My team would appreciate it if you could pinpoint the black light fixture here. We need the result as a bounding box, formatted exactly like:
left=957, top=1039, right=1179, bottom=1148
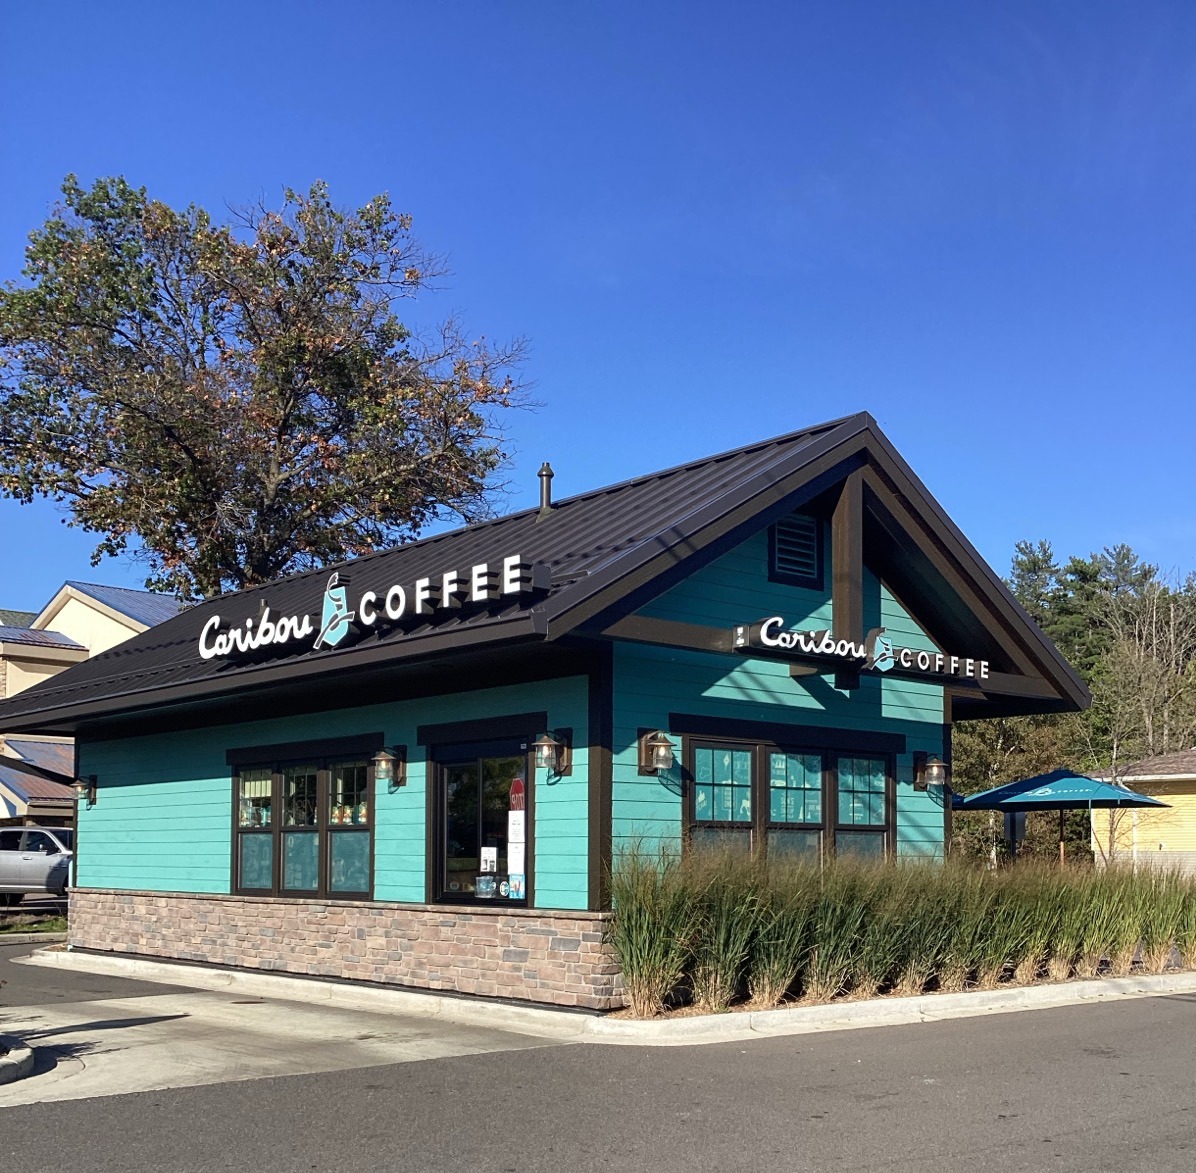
left=914, top=753, right=949, bottom=792
left=372, top=747, right=406, bottom=792
left=72, top=775, right=97, bottom=808
left=638, top=730, right=676, bottom=775
left=533, top=730, right=572, bottom=777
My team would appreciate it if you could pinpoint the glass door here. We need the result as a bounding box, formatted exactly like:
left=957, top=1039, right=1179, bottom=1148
left=436, top=742, right=529, bottom=903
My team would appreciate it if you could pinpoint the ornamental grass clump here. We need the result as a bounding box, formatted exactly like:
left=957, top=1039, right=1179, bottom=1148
left=607, top=847, right=694, bottom=1018
left=974, top=877, right=1034, bottom=989
left=806, top=864, right=870, bottom=1002
left=1075, top=870, right=1127, bottom=979
left=939, top=868, right=994, bottom=992
left=891, top=868, right=954, bottom=997
left=1139, top=870, right=1185, bottom=974
left=1105, top=870, right=1147, bottom=977
left=1047, top=871, right=1087, bottom=981
left=747, top=860, right=819, bottom=1007
left=1174, top=875, right=1196, bottom=970
left=686, top=850, right=763, bottom=1013
left=852, top=867, right=913, bottom=999
left=1008, top=866, right=1061, bottom=986
left=610, top=847, right=1196, bottom=1019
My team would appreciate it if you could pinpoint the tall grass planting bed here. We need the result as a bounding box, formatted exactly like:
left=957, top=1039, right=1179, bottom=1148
left=607, top=849, right=1196, bottom=1018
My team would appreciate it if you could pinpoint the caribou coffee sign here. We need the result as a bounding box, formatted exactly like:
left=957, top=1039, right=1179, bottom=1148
left=198, top=554, right=546, bottom=662
left=733, top=616, right=990, bottom=681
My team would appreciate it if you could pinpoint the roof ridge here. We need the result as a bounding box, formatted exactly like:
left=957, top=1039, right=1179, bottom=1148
left=66, top=579, right=162, bottom=595
left=190, top=413, right=871, bottom=603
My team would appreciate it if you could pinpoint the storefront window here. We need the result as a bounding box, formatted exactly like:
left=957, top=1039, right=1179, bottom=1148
left=328, top=761, right=370, bottom=893
left=434, top=742, right=528, bottom=904
left=835, top=755, right=888, bottom=858
left=237, top=767, right=274, bottom=890
left=233, top=749, right=374, bottom=899
left=686, top=740, right=892, bottom=860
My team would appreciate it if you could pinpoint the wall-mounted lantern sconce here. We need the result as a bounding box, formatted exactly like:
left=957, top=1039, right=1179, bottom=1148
left=638, top=730, right=676, bottom=776
left=914, top=753, right=949, bottom=792
left=73, top=775, right=97, bottom=808
left=372, top=747, right=407, bottom=792
left=533, top=729, right=572, bottom=777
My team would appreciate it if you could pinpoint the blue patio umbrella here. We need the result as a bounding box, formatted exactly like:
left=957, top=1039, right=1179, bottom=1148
left=951, top=769, right=1168, bottom=862
left=952, top=770, right=1169, bottom=813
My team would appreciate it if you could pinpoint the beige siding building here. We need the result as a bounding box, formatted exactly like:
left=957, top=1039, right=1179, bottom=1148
left=1, top=583, right=185, bottom=824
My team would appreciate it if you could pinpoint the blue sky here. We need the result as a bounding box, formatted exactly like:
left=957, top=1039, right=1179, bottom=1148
left=2, top=1, right=1193, bottom=611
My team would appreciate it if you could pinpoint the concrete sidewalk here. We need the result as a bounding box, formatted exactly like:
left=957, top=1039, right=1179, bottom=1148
left=0, top=980, right=553, bottom=1106
left=20, top=945, right=1196, bottom=1046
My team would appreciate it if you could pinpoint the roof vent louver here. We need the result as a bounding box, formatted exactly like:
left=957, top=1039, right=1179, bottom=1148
left=771, top=514, right=821, bottom=587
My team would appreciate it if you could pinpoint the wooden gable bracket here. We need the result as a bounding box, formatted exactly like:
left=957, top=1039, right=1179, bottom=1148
left=831, top=468, right=864, bottom=691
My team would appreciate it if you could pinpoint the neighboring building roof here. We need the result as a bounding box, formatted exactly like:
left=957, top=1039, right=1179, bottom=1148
left=62, top=581, right=188, bottom=628
left=4, top=738, right=74, bottom=778
left=0, top=757, right=74, bottom=803
left=0, top=609, right=37, bottom=628
left=0, top=413, right=1091, bottom=734
left=1111, top=749, right=1196, bottom=782
left=0, top=625, right=84, bottom=649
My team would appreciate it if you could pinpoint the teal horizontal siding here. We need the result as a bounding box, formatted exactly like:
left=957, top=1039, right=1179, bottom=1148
left=612, top=529, right=946, bottom=859
left=77, top=674, right=590, bottom=911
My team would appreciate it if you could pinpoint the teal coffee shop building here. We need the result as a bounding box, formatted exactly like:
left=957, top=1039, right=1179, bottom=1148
left=0, top=414, right=1088, bottom=1009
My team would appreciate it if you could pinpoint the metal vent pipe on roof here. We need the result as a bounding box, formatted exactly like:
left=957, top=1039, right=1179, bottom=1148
left=538, top=462, right=554, bottom=515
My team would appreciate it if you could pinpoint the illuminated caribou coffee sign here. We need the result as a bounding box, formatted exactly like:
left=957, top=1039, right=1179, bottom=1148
left=198, top=554, right=547, bottom=662
left=733, top=616, right=990, bottom=681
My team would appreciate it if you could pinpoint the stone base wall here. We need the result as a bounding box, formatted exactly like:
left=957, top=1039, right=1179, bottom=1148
left=69, top=889, right=623, bottom=1010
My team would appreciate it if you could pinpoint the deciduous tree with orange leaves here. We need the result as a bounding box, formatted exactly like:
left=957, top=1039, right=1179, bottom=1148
left=0, top=176, right=526, bottom=599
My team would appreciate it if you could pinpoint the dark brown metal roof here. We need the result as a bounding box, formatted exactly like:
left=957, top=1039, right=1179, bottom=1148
left=0, top=412, right=1089, bottom=733
left=0, top=626, right=84, bottom=649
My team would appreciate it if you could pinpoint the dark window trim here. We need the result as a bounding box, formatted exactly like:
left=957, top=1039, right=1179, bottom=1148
left=670, top=713, right=905, bottom=755
left=682, top=732, right=897, bottom=861
left=227, top=732, right=384, bottom=768
left=231, top=740, right=382, bottom=901
left=416, top=712, right=547, bottom=747
left=768, top=514, right=824, bottom=591
left=427, top=737, right=535, bottom=908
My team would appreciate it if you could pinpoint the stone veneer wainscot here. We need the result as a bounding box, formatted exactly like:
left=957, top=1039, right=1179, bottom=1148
left=69, top=889, right=623, bottom=1010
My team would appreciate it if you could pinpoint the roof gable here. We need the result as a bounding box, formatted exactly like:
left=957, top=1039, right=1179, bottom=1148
left=0, top=413, right=1087, bottom=733
left=33, top=581, right=187, bottom=634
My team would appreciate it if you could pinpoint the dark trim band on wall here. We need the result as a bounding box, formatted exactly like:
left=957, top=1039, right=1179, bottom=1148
left=416, top=712, right=548, bottom=747
left=226, top=732, right=385, bottom=768
left=668, top=713, right=906, bottom=755
left=587, top=644, right=614, bottom=912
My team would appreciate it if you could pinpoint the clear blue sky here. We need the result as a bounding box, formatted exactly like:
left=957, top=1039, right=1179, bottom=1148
left=2, top=1, right=1193, bottom=611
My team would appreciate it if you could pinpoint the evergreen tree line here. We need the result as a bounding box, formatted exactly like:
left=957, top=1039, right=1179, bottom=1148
left=952, top=540, right=1196, bottom=861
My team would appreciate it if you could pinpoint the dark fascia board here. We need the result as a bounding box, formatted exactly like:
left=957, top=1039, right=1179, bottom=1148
left=669, top=712, right=906, bottom=754
left=0, top=612, right=545, bottom=736
left=857, top=426, right=1090, bottom=711
left=554, top=412, right=1086, bottom=715
left=547, top=417, right=875, bottom=635
left=226, top=732, right=385, bottom=767
left=416, top=712, right=548, bottom=747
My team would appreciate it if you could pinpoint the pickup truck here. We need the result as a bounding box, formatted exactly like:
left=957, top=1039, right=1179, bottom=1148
left=0, top=826, right=72, bottom=904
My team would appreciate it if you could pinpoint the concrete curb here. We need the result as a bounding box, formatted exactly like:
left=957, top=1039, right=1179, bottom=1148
left=15, top=948, right=1196, bottom=1046
left=0, top=1036, right=35, bottom=1086
left=15, top=949, right=595, bottom=1040
left=0, top=932, right=68, bottom=946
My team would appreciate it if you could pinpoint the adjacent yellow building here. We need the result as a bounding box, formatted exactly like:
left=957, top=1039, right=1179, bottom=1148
left=1090, top=749, right=1196, bottom=872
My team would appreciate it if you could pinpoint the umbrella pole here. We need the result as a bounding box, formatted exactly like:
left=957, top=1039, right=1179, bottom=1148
left=1059, top=808, right=1065, bottom=865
